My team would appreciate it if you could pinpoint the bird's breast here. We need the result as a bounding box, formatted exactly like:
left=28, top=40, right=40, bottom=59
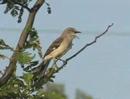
left=50, top=39, right=72, bottom=58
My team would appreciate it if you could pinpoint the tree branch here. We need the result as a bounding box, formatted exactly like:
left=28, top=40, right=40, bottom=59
left=57, top=23, right=114, bottom=70
left=0, top=0, right=45, bottom=87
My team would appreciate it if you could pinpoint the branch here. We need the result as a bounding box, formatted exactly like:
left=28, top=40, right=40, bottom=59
left=0, top=0, right=45, bottom=87
left=57, top=23, right=114, bottom=70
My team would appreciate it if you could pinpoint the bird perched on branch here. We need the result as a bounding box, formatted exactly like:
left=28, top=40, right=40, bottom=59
left=33, top=27, right=81, bottom=77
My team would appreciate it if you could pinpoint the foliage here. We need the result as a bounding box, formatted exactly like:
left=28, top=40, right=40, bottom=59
left=0, top=0, right=51, bottom=23
left=0, top=73, right=92, bottom=99
left=0, top=39, right=13, bottom=60
left=0, top=0, right=32, bottom=23
left=25, top=28, right=43, bottom=58
left=0, top=27, right=58, bottom=87
left=75, top=89, right=93, bottom=99
left=0, top=73, right=68, bottom=99
left=0, top=27, right=63, bottom=98
left=0, top=39, right=13, bottom=50
left=17, top=51, right=34, bottom=64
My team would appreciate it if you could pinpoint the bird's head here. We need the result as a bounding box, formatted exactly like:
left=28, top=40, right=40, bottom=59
left=63, top=27, right=81, bottom=38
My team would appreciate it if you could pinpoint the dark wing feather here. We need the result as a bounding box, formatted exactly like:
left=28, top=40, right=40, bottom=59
left=43, top=36, right=64, bottom=57
left=32, top=37, right=63, bottom=77
left=33, top=37, right=64, bottom=78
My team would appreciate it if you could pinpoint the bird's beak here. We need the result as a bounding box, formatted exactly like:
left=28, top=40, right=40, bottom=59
left=75, top=30, right=81, bottom=39
left=72, top=33, right=80, bottom=39
left=75, top=30, right=81, bottom=33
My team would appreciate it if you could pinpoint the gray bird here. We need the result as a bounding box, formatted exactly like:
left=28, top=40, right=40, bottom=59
left=33, top=27, right=81, bottom=77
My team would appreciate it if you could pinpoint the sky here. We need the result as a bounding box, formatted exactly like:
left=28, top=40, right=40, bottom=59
left=0, top=0, right=130, bottom=99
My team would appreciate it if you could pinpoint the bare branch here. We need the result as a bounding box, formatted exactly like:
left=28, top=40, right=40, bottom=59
left=0, top=0, right=45, bottom=87
left=57, top=23, right=114, bottom=70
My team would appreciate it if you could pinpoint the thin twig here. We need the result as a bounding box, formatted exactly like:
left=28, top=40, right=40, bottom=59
left=58, top=23, right=114, bottom=70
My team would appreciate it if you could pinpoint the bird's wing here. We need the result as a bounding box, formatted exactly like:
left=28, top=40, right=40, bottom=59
left=44, top=36, right=64, bottom=57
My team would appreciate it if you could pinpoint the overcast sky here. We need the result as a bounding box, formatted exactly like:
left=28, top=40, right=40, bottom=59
left=0, top=0, right=130, bottom=99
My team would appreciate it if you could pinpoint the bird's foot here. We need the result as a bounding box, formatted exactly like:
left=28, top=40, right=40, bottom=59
left=57, top=58, right=67, bottom=65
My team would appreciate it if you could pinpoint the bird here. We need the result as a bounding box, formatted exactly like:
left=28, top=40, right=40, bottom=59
left=33, top=27, right=81, bottom=77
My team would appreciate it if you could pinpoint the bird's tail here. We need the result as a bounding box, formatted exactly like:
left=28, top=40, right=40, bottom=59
left=31, top=60, right=51, bottom=88
left=32, top=60, right=50, bottom=77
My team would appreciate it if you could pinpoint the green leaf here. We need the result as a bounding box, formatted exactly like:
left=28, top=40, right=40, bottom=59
left=25, top=28, right=43, bottom=57
left=36, top=89, right=45, bottom=96
left=10, top=8, right=18, bottom=17
left=23, top=73, right=33, bottom=85
left=17, top=51, right=33, bottom=64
